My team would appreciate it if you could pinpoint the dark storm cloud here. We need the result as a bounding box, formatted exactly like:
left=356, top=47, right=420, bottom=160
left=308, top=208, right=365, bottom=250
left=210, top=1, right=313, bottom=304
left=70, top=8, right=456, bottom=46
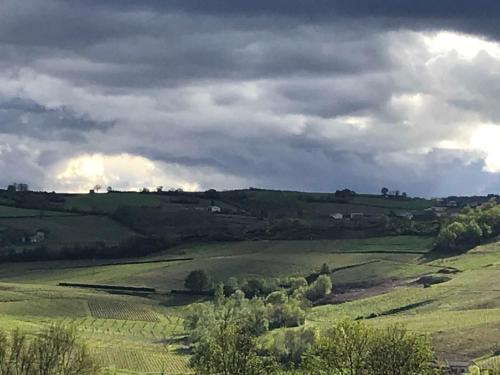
left=2, top=0, right=500, bottom=194
left=0, top=97, right=113, bottom=142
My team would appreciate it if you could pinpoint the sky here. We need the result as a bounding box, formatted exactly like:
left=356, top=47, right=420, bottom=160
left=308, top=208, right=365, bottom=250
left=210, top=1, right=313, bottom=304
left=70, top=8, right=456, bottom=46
left=2, top=1, right=500, bottom=196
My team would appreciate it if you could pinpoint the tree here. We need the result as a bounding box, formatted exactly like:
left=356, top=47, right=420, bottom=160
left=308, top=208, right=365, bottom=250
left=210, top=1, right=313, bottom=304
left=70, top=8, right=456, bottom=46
left=185, top=270, right=210, bottom=292
left=106, top=186, right=113, bottom=193
left=303, top=322, right=437, bottom=375
left=190, top=311, right=276, bottom=375
left=319, top=263, right=331, bottom=275
left=267, top=327, right=316, bottom=369
left=366, top=325, right=435, bottom=375
left=186, top=290, right=275, bottom=374
left=381, top=187, right=389, bottom=196
left=156, top=186, right=163, bottom=193
left=303, top=320, right=372, bottom=375
left=304, top=275, right=332, bottom=302
left=0, top=325, right=100, bottom=375
left=93, top=184, right=101, bottom=193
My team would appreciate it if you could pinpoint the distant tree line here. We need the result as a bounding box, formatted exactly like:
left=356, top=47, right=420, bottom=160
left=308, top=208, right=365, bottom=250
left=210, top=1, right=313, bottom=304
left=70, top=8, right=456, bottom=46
left=0, top=236, right=170, bottom=262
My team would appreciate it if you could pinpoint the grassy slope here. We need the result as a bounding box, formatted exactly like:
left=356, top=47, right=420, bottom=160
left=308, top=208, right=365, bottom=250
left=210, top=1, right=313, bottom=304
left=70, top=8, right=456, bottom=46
left=63, top=192, right=164, bottom=213
left=0, top=215, right=136, bottom=249
left=0, top=236, right=434, bottom=290
left=0, top=205, right=75, bottom=217
left=310, top=241, right=500, bottom=362
left=0, top=236, right=435, bottom=374
left=7, top=235, right=500, bottom=370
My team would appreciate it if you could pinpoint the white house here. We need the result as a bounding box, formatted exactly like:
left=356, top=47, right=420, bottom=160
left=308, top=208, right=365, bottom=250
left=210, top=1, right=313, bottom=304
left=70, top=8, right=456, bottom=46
left=395, top=211, right=413, bottom=220
left=210, top=206, right=221, bottom=213
left=22, top=230, right=46, bottom=244
left=446, top=200, right=458, bottom=207
left=330, top=213, right=343, bottom=220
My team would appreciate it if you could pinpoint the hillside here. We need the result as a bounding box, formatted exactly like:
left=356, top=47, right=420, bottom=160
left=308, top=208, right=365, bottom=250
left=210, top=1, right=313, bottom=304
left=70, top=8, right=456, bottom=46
left=0, top=188, right=498, bottom=373
left=0, top=188, right=441, bottom=261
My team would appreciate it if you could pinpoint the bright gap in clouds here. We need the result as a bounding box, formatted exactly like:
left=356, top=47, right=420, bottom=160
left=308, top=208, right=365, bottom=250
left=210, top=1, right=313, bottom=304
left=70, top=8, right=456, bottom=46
left=53, top=153, right=200, bottom=193
left=470, top=125, right=500, bottom=173
left=423, top=31, right=500, bottom=60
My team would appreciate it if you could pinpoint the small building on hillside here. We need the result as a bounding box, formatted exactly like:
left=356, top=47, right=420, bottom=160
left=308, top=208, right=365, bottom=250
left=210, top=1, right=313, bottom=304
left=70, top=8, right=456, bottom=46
left=330, top=213, right=343, bottom=220
left=89, top=189, right=95, bottom=194
left=446, top=200, right=458, bottom=207
left=350, top=212, right=364, bottom=219
left=22, top=230, right=46, bottom=244
left=209, top=205, right=221, bottom=213
left=395, top=211, right=414, bottom=220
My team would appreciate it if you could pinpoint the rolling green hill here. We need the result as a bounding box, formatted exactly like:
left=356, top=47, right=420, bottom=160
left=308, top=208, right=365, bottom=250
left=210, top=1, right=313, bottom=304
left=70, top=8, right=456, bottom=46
left=1, top=187, right=495, bottom=373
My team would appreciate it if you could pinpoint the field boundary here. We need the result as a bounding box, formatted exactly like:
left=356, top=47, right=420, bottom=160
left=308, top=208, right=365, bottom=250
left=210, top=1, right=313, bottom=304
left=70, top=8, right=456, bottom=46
left=59, top=282, right=156, bottom=293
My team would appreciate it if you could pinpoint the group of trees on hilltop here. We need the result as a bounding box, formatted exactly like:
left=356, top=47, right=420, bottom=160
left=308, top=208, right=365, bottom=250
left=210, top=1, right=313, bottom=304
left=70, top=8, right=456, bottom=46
left=436, top=198, right=500, bottom=252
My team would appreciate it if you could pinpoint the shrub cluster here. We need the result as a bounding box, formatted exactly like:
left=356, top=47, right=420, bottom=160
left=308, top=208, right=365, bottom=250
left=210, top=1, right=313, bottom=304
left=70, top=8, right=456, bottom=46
left=0, top=325, right=100, bottom=375
left=436, top=198, right=500, bottom=252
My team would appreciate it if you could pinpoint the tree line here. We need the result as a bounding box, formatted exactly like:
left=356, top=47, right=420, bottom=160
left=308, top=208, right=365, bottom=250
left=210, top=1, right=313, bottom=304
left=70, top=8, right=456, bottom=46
left=436, top=198, right=500, bottom=252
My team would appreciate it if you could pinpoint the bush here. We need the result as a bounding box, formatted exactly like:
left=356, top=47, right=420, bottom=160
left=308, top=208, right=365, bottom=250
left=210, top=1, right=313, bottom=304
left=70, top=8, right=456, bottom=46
left=436, top=198, right=500, bottom=252
left=185, top=270, right=210, bottom=292
left=266, top=327, right=316, bottom=369
left=303, top=321, right=436, bottom=375
left=266, top=291, right=305, bottom=329
left=303, top=274, right=332, bottom=302
left=0, top=325, right=100, bottom=375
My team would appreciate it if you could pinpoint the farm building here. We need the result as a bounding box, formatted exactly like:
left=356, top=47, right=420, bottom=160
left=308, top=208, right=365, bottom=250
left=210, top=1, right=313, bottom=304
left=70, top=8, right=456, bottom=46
left=350, top=212, right=364, bottom=219
left=395, top=211, right=413, bottom=220
left=209, top=205, right=221, bottom=213
left=329, top=213, right=343, bottom=220
left=22, top=230, right=46, bottom=244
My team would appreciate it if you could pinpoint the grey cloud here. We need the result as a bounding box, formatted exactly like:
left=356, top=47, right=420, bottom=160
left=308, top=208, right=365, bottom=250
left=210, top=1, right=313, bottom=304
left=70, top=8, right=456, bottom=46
left=2, top=1, right=500, bottom=195
left=0, top=97, right=114, bottom=142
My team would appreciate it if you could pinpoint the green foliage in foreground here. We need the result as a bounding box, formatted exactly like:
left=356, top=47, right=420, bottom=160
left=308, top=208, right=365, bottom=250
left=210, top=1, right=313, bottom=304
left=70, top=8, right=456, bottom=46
left=0, top=325, right=100, bottom=375
left=304, top=321, right=437, bottom=375
left=437, top=199, right=500, bottom=252
left=186, top=289, right=438, bottom=375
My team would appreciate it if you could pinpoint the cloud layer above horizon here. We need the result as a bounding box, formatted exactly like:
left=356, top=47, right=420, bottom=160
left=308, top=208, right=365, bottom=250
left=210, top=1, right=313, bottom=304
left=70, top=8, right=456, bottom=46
left=2, top=0, right=500, bottom=196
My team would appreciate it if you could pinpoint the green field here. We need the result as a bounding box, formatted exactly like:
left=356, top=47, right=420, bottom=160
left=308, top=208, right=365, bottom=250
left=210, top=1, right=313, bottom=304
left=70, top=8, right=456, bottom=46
left=0, top=235, right=445, bottom=374
left=0, top=205, right=75, bottom=218
left=0, top=189, right=491, bottom=373
left=63, top=192, right=165, bottom=213
left=0, top=215, right=136, bottom=250
left=0, top=236, right=434, bottom=290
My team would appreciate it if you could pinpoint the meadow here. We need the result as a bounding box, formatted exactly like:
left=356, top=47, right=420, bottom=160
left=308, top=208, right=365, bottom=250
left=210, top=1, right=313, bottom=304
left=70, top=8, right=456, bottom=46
left=0, top=189, right=490, bottom=373
left=0, top=235, right=448, bottom=374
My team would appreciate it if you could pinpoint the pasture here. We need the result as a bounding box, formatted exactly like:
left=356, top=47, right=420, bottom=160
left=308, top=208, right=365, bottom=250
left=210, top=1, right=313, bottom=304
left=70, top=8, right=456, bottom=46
left=0, top=235, right=437, bottom=373
left=3, top=234, right=500, bottom=372
left=0, top=214, right=136, bottom=249
left=0, top=236, right=435, bottom=290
